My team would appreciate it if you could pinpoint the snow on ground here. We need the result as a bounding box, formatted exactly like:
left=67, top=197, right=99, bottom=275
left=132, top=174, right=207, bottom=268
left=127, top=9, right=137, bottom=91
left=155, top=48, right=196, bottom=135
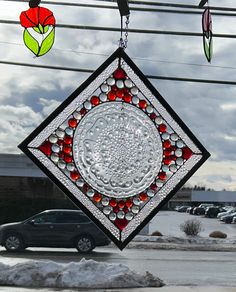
left=0, top=259, right=164, bottom=288
left=149, top=211, right=236, bottom=239
left=135, top=235, right=236, bottom=245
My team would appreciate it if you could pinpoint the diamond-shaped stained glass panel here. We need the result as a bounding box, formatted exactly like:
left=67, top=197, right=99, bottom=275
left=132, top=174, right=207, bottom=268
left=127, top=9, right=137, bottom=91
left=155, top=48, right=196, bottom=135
left=19, top=48, right=210, bottom=249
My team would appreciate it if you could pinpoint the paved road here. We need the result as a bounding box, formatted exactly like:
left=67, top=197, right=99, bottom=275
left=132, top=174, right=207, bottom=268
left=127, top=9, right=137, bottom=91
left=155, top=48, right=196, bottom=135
left=0, top=246, right=236, bottom=287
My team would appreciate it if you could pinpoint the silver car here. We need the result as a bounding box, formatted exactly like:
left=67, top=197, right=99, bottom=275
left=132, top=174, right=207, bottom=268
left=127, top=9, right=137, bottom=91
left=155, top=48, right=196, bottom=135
left=217, top=207, right=236, bottom=220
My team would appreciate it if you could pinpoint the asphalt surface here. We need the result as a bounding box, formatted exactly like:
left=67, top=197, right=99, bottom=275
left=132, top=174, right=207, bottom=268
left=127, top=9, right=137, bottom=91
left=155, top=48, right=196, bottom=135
left=0, top=246, right=236, bottom=287
left=0, top=287, right=236, bottom=292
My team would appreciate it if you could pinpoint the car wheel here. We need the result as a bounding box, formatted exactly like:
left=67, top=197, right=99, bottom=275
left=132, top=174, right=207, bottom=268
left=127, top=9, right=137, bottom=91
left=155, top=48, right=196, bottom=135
left=4, top=233, right=25, bottom=251
left=75, top=235, right=94, bottom=253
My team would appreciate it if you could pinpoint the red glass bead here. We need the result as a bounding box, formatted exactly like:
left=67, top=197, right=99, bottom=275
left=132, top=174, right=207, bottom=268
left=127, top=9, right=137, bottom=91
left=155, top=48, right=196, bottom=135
left=70, top=171, right=80, bottom=180
left=91, top=95, right=100, bottom=106
left=118, top=200, right=125, bottom=209
left=164, top=157, right=172, bottom=165
left=150, top=113, right=157, bottom=120
left=93, top=193, right=102, bottom=203
left=113, top=206, right=120, bottom=213
left=80, top=108, right=87, bottom=115
left=114, top=218, right=128, bottom=230
left=63, top=145, right=71, bottom=154
left=150, top=184, right=157, bottom=191
left=64, top=136, right=72, bottom=145
left=163, top=140, right=171, bottom=148
left=111, top=85, right=118, bottom=91
left=139, top=100, right=147, bottom=109
left=159, top=171, right=167, bottom=180
left=116, top=89, right=124, bottom=98
left=139, top=193, right=148, bottom=201
left=83, top=184, right=89, bottom=193
left=125, top=199, right=133, bottom=208
left=113, top=68, right=126, bottom=80
left=123, top=206, right=129, bottom=213
left=64, top=154, right=72, bottom=163
left=170, top=155, right=177, bottom=161
left=123, top=94, right=132, bottom=103
left=68, top=118, right=77, bottom=128
left=57, top=139, right=64, bottom=146
left=123, top=88, right=129, bottom=94
left=110, top=199, right=117, bottom=207
left=59, top=152, right=65, bottom=159
left=182, top=147, right=193, bottom=160
left=159, top=124, right=167, bottom=133
left=164, top=149, right=172, bottom=156
left=39, top=141, right=52, bottom=156
left=108, top=91, right=116, bottom=101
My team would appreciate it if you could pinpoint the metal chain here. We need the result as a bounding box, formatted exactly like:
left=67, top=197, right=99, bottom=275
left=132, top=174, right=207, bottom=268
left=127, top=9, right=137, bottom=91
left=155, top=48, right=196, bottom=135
left=119, top=15, right=130, bottom=49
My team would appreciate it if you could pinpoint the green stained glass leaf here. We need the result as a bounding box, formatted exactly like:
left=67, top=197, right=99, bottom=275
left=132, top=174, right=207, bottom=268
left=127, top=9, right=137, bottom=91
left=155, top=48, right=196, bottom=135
left=38, top=28, right=55, bottom=57
left=204, top=37, right=213, bottom=62
left=39, top=24, right=44, bottom=34
left=33, top=27, right=41, bottom=34
left=23, top=29, right=39, bottom=56
left=43, top=25, right=49, bottom=33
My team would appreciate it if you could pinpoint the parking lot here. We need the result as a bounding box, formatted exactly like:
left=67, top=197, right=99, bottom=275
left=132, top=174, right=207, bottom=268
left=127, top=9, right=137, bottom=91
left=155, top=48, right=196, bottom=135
left=149, top=211, right=236, bottom=239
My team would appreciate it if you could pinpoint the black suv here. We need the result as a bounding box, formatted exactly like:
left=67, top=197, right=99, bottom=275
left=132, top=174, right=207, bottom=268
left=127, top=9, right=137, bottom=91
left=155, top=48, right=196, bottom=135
left=0, top=210, right=110, bottom=253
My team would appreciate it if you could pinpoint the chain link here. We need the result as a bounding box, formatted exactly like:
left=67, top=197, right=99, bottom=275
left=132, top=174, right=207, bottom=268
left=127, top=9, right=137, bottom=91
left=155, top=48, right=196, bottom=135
left=119, top=15, right=130, bottom=49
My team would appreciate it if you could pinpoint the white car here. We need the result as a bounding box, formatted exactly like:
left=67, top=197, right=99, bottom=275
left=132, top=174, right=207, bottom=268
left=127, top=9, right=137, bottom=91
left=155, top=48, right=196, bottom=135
left=217, top=207, right=236, bottom=220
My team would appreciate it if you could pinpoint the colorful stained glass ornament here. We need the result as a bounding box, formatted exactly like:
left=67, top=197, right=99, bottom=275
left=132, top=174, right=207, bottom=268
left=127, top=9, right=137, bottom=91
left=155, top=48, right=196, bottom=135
left=19, top=48, right=210, bottom=249
left=202, top=5, right=213, bottom=62
left=19, top=0, right=55, bottom=57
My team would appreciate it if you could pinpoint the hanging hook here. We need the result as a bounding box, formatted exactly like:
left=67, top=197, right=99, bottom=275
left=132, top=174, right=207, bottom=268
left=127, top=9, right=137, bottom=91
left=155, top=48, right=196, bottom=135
left=29, top=0, right=41, bottom=8
left=117, top=0, right=130, bottom=51
left=117, top=0, right=130, bottom=17
left=198, top=0, right=208, bottom=8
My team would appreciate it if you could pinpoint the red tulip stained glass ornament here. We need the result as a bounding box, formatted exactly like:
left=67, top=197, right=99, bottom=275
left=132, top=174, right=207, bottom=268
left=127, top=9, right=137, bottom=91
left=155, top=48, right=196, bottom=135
left=19, top=47, right=210, bottom=249
left=202, top=3, right=213, bottom=62
left=20, top=0, right=55, bottom=57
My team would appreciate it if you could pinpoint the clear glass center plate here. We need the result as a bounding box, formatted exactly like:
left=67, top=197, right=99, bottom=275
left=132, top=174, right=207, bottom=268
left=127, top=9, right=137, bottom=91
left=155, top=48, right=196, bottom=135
left=73, top=102, right=163, bottom=198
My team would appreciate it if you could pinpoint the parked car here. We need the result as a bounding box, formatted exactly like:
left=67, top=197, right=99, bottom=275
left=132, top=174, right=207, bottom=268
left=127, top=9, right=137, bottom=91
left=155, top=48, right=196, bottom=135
left=176, top=206, right=189, bottom=213
left=221, top=212, right=236, bottom=224
left=232, top=216, right=236, bottom=224
left=187, top=206, right=195, bottom=214
left=205, top=207, right=226, bottom=218
left=198, top=203, right=214, bottom=209
left=217, top=207, right=236, bottom=220
left=0, top=209, right=110, bottom=252
left=193, top=206, right=206, bottom=215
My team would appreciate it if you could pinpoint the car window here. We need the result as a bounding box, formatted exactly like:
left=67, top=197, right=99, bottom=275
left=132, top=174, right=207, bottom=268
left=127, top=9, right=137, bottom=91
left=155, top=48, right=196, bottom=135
left=56, top=213, right=90, bottom=223
left=33, top=214, right=57, bottom=224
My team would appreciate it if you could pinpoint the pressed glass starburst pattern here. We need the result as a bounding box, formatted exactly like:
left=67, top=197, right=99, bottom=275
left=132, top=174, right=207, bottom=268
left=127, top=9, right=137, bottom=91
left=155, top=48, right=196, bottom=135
left=19, top=48, right=210, bottom=249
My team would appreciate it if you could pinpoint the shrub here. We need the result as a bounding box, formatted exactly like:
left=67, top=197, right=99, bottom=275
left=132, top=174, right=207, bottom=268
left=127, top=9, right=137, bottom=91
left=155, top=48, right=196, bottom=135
left=180, top=219, right=202, bottom=236
left=151, top=231, right=163, bottom=236
left=209, top=231, right=227, bottom=239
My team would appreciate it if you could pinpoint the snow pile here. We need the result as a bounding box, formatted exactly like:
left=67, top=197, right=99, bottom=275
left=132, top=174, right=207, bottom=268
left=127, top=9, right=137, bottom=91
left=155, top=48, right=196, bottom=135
left=135, top=235, right=236, bottom=245
left=0, top=259, right=164, bottom=288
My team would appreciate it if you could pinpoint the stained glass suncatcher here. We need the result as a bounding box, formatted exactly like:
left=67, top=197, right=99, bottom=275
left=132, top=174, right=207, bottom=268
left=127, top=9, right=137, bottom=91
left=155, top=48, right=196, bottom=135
left=202, top=6, right=213, bottom=63
left=19, top=48, right=210, bottom=249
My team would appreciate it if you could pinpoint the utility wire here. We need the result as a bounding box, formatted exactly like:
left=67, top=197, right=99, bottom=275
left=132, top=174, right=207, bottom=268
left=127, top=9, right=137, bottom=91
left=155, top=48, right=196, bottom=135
left=2, top=0, right=236, bottom=16
left=0, top=60, right=236, bottom=85
left=2, top=40, right=236, bottom=71
left=97, top=0, right=236, bottom=12
left=0, top=20, right=236, bottom=39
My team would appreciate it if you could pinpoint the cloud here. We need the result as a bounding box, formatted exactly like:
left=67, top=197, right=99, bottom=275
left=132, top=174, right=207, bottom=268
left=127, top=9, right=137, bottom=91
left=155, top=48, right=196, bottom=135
left=0, top=104, right=43, bottom=153
left=220, top=103, right=236, bottom=111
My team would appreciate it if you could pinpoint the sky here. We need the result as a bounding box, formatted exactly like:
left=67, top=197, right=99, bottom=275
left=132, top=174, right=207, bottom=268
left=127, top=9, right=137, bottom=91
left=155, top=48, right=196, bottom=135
left=0, top=0, right=236, bottom=191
